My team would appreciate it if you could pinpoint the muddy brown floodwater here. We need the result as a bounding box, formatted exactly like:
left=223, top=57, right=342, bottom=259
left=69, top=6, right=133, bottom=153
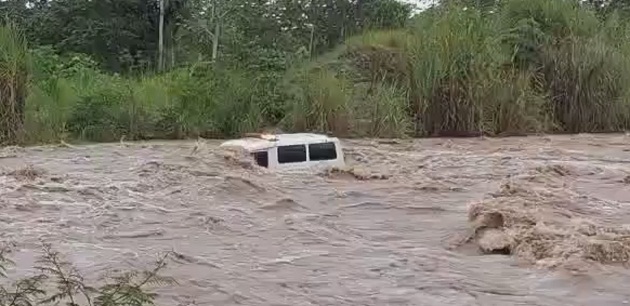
left=1, top=134, right=630, bottom=305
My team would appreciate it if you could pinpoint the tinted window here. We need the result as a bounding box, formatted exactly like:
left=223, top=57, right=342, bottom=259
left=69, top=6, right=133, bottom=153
left=252, top=151, right=268, bottom=168
left=309, top=142, right=337, bottom=161
left=277, top=145, right=307, bottom=164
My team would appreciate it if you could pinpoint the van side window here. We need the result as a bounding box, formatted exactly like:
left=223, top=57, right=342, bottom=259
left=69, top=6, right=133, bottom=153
left=277, top=145, right=307, bottom=164
left=309, top=142, right=337, bottom=161
left=252, top=151, right=268, bottom=168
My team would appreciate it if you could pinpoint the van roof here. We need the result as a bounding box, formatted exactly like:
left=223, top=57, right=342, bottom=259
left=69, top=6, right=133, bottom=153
left=220, top=133, right=338, bottom=152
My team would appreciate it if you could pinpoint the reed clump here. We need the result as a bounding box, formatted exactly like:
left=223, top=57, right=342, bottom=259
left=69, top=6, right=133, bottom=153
left=0, top=22, right=29, bottom=145
left=284, top=0, right=630, bottom=137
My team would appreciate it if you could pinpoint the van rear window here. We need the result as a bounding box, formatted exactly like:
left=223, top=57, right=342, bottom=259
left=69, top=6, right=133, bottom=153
left=278, top=145, right=307, bottom=164
left=308, top=142, right=337, bottom=161
left=252, top=151, right=268, bottom=168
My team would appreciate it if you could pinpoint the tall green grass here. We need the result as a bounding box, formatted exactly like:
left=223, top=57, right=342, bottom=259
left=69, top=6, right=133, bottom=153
left=23, top=59, right=269, bottom=143
left=285, top=0, right=630, bottom=137
left=0, top=22, right=29, bottom=144
left=284, top=67, right=352, bottom=136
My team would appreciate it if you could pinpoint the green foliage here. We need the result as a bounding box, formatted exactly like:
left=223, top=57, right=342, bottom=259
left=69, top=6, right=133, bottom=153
left=284, top=0, right=630, bottom=137
left=362, top=0, right=414, bottom=30
left=285, top=67, right=353, bottom=135
left=0, top=243, right=175, bottom=306
left=6, top=0, right=630, bottom=142
left=23, top=57, right=273, bottom=142
left=0, top=0, right=418, bottom=143
left=161, top=65, right=264, bottom=138
left=359, top=82, right=412, bottom=138
left=541, top=35, right=630, bottom=132
left=0, top=0, right=413, bottom=73
left=0, top=21, right=29, bottom=145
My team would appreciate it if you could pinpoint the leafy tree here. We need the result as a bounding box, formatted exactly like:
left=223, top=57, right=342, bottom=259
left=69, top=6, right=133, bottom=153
left=1, top=0, right=412, bottom=73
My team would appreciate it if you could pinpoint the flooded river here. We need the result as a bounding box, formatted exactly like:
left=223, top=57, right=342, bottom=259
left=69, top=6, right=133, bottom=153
left=0, top=134, right=629, bottom=305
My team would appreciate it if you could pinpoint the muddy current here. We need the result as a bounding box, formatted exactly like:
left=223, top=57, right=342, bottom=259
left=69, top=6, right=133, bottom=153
left=1, top=134, right=630, bottom=305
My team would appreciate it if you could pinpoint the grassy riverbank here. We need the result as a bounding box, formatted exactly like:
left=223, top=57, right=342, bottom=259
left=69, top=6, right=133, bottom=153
left=2, top=0, right=630, bottom=145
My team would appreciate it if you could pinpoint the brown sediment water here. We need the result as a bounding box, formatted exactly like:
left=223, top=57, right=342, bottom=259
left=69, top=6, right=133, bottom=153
left=0, top=134, right=629, bottom=305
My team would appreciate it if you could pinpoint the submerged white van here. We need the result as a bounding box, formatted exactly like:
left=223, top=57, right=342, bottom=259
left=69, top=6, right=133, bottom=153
left=220, top=133, right=345, bottom=171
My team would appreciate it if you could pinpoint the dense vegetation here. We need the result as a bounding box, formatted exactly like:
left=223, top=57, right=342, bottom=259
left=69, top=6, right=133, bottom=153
left=0, top=0, right=629, bottom=144
left=288, top=0, right=630, bottom=137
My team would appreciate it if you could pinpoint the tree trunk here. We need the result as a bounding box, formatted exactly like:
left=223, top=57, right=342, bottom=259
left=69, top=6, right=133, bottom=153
left=309, top=25, right=315, bottom=58
left=158, top=0, right=165, bottom=71
left=209, top=2, right=222, bottom=63
left=211, top=18, right=220, bottom=62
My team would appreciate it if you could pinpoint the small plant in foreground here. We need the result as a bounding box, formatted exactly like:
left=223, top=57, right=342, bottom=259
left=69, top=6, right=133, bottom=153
left=0, top=243, right=176, bottom=306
